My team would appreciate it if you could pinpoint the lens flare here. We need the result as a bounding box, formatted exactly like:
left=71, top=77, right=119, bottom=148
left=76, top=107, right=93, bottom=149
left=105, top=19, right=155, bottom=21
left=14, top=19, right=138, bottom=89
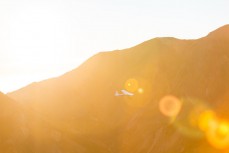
left=198, top=110, right=217, bottom=132
left=217, top=122, right=229, bottom=138
left=124, top=78, right=139, bottom=92
left=206, top=121, right=229, bottom=149
left=159, top=95, right=182, bottom=118
left=187, top=101, right=209, bottom=126
left=123, top=78, right=152, bottom=108
left=138, top=88, right=144, bottom=94
left=198, top=111, right=229, bottom=149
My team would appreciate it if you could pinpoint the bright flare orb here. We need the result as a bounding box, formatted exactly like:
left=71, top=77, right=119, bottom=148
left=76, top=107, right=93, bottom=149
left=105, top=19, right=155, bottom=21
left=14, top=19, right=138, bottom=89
left=198, top=110, right=217, bottom=132
left=198, top=111, right=229, bottom=149
left=124, top=78, right=139, bottom=92
left=159, top=95, right=182, bottom=118
left=206, top=121, right=229, bottom=149
left=216, top=122, right=229, bottom=138
left=137, top=88, right=144, bottom=94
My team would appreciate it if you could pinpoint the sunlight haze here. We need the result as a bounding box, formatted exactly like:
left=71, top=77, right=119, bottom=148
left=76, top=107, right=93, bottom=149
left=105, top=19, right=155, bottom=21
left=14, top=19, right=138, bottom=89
left=0, top=0, right=229, bottom=93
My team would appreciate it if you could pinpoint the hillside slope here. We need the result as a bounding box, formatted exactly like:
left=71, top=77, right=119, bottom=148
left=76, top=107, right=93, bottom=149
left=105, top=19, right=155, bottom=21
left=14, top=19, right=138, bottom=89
left=8, top=25, right=229, bottom=153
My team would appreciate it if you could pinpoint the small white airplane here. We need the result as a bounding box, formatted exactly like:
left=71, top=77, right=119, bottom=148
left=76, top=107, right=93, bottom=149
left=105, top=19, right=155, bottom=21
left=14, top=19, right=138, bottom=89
left=115, top=90, right=134, bottom=96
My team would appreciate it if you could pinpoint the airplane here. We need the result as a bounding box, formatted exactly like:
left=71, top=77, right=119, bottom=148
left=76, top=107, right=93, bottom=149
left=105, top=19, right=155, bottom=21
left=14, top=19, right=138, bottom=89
left=115, top=89, right=134, bottom=96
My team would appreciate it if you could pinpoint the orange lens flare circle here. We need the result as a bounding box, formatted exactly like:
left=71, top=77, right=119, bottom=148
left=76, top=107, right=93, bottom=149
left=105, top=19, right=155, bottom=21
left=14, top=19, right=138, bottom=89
left=124, top=78, right=139, bottom=92
left=159, top=95, right=182, bottom=117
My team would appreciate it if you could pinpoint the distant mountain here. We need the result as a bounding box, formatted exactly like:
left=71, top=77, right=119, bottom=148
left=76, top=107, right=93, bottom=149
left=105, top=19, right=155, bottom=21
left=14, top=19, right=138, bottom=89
left=0, top=92, right=29, bottom=152
left=0, top=92, right=63, bottom=153
left=1, top=92, right=100, bottom=153
left=8, top=25, right=229, bottom=153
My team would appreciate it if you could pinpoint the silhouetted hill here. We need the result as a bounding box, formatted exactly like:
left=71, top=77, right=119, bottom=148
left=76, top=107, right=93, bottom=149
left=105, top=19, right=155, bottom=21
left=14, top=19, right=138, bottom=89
left=8, top=25, right=229, bottom=153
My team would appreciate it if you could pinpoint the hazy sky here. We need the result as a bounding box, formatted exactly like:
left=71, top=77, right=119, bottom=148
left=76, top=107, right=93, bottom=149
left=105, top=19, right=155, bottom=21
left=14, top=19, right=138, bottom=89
left=0, top=0, right=229, bottom=93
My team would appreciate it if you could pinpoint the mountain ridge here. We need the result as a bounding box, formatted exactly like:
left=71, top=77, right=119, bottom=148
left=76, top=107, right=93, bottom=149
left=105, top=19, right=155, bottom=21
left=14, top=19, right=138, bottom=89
left=8, top=25, right=229, bottom=96
left=7, top=24, right=229, bottom=153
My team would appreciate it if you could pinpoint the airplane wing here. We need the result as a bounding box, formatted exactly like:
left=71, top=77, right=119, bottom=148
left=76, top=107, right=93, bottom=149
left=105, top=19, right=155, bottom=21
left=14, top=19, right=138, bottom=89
left=121, top=90, right=134, bottom=96
left=115, top=91, right=123, bottom=96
